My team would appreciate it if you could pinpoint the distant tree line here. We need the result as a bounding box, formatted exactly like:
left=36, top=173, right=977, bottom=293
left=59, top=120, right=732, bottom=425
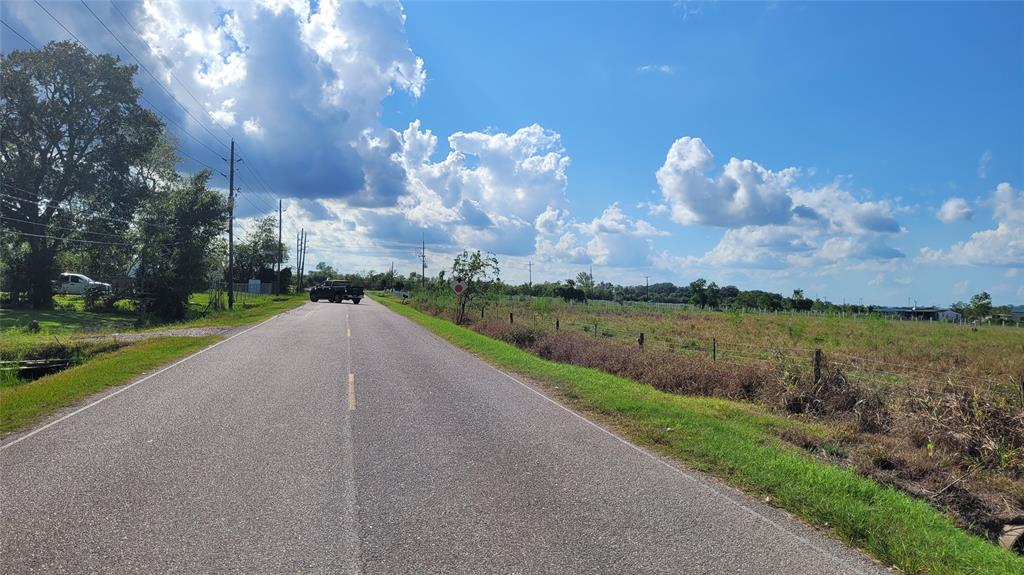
left=305, top=260, right=1018, bottom=320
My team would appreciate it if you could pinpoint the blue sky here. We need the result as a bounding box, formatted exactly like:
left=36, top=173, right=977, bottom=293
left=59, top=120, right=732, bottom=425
left=2, top=1, right=1022, bottom=305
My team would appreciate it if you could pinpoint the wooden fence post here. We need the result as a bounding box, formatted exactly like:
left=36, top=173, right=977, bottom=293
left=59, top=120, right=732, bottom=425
left=637, top=332, right=644, bottom=350
left=813, top=349, right=822, bottom=384
left=556, top=318, right=560, bottom=332
left=509, top=312, right=514, bottom=325
left=712, top=338, right=716, bottom=362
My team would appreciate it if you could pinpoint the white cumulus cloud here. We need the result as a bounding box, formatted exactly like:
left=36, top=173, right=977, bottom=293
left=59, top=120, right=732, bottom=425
left=936, top=197, right=973, bottom=224
left=654, top=138, right=905, bottom=271
left=921, top=183, right=1024, bottom=266
left=656, top=137, right=797, bottom=228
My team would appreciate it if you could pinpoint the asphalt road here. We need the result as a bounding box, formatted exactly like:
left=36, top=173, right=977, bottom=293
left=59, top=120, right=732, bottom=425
left=1, top=297, right=888, bottom=574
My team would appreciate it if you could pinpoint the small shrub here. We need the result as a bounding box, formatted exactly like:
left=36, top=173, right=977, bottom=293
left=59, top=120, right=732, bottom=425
left=83, top=288, right=122, bottom=313
left=905, top=387, right=1024, bottom=477
left=52, top=298, right=78, bottom=312
left=474, top=320, right=542, bottom=348
left=530, top=331, right=774, bottom=401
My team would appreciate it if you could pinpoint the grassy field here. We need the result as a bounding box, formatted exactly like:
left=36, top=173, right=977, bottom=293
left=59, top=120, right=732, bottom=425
left=175, top=293, right=308, bottom=328
left=0, top=296, right=136, bottom=334
left=459, top=296, right=1024, bottom=395
left=0, top=292, right=308, bottom=336
left=0, top=336, right=220, bottom=433
left=376, top=294, right=1024, bottom=575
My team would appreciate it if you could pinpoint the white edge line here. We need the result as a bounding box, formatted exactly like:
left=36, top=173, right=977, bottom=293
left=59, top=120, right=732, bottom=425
left=490, top=365, right=870, bottom=574
left=0, top=314, right=279, bottom=452
left=383, top=301, right=875, bottom=575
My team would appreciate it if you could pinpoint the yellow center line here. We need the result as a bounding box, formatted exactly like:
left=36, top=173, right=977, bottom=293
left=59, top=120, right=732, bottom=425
left=347, top=372, right=356, bottom=411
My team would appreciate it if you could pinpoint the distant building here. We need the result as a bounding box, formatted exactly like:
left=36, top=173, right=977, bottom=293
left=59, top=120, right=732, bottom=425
left=876, top=306, right=960, bottom=321
left=1012, top=305, right=1024, bottom=321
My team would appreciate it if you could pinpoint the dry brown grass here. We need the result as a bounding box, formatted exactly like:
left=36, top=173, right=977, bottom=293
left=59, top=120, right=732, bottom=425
left=431, top=299, right=1024, bottom=545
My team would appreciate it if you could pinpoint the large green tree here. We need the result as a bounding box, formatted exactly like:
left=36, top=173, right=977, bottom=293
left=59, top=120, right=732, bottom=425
left=136, top=171, right=227, bottom=320
left=967, top=291, right=993, bottom=320
left=305, top=262, right=338, bottom=287
left=234, top=215, right=288, bottom=283
left=1, top=41, right=163, bottom=307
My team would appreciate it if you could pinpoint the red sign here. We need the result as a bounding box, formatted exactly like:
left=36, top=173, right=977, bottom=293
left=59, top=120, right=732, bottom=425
left=452, top=281, right=465, bottom=296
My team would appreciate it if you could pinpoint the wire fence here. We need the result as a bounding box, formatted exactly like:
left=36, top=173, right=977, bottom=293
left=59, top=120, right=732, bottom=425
left=461, top=300, right=1024, bottom=405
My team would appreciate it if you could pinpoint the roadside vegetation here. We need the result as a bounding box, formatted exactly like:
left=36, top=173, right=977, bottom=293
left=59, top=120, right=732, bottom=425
left=0, top=336, right=220, bottom=433
left=376, top=292, right=1024, bottom=574
left=384, top=262, right=1024, bottom=557
left=0, top=292, right=307, bottom=432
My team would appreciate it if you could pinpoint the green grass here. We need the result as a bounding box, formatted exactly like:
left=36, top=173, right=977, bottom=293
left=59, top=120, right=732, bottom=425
left=0, top=293, right=309, bottom=336
left=375, top=294, right=1024, bottom=575
left=172, top=293, right=308, bottom=328
left=0, top=293, right=308, bottom=433
left=0, top=303, right=136, bottom=334
left=408, top=290, right=1024, bottom=393
left=0, top=336, right=220, bottom=433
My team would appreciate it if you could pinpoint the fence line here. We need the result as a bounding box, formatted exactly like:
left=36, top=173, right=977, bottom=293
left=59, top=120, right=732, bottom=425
left=472, top=301, right=1017, bottom=401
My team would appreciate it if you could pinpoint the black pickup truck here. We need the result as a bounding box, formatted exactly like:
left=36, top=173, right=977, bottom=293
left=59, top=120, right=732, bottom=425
left=309, top=280, right=363, bottom=304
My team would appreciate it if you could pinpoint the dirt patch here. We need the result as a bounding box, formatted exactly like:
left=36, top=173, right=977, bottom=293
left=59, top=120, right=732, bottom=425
left=102, top=327, right=229, bottom=343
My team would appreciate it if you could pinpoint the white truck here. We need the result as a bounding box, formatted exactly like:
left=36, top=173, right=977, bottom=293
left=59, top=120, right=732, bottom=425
left=54, top=273, right=112, bottom=295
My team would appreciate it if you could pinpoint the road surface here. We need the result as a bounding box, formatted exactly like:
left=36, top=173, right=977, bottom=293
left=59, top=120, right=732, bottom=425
left=1, top=298, right=887, bottom=574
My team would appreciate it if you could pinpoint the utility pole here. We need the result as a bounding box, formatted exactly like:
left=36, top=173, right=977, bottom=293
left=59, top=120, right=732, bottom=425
left=227, top=139, right=235, bottom=310
left=276, top=199, right=282, bottom=295
left=528, top=260, right=532, bottom=288
left=390, top=261, right=394, bottom=291
left=298, top=228, right=306, bottom=291
left=646, top=275, right=649, bottom=301
left=420, top=233, right=426, bottom=287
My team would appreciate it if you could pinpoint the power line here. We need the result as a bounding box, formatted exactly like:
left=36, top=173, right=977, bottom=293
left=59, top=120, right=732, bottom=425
left=236, top=192, right=274, bottom=217
left=106, top=0, right=233, bottom=144
left=161, top=114, right=229, bottom=162
left=176, top=148, right=221, bottom=173
left=1, top=215, right=128, bottom=239
left=76, top=0, right=230, bottom=149
left=243, top=192, right=278, bottom=216
left=0, top=188, right=181, bottom=231
left=1, top=19, right=38, bottom=49
left=5, top=229, right=130, bottom=247
left=33, top=0, right=88, bottom=48
left=29, top=1, right=229, bottom=169
left=5, top=229, right=189, bottom=249
left=240, top=159, right=277, bottom=199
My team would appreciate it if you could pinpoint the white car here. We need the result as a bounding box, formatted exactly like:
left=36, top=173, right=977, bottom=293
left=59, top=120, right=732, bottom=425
left=55, top=273, right=112, bottom=295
